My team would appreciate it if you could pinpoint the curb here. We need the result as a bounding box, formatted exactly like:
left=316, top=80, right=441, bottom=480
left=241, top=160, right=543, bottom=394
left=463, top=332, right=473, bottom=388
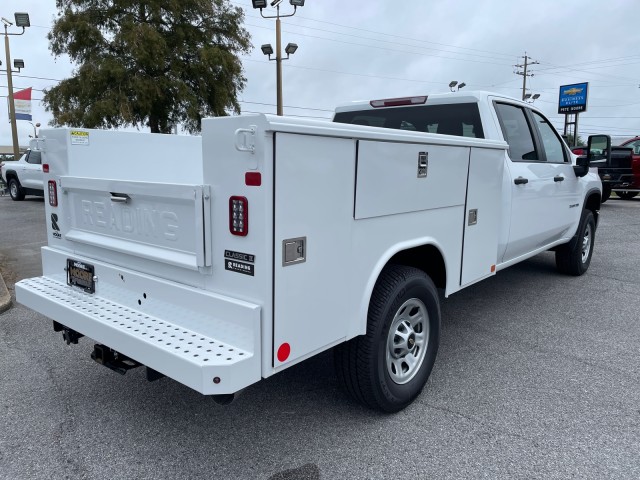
left=0, top=271, right=12, bottom=314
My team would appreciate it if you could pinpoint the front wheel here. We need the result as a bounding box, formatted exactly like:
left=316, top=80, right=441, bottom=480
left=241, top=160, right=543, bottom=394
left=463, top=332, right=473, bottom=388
left=8, top=178, right=25, bottom=201
left=334, top=265, right=441, bottom=412
left=555, top=209, right=595, bottom=276
left=616, top=191, right=638, bottom=200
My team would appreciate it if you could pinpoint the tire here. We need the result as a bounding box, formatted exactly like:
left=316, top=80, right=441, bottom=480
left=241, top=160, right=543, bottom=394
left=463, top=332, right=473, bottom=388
left=616, top=191, right=638, bottom=200
left=601, top=185, right=611, bottom=203
left=334, top=265, right=441, bottom=413
left=8, top=178, right=25, bottom=201
left=555, top=209, right=596, bottom=276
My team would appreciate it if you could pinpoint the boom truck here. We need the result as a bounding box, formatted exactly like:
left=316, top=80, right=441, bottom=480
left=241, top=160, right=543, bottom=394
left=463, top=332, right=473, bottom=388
left=16, top=92, right=605, bottom=412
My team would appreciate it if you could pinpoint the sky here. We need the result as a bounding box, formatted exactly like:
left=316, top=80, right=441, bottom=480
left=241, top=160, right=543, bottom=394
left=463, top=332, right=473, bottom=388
left=2, top=0, right=640, bottom=148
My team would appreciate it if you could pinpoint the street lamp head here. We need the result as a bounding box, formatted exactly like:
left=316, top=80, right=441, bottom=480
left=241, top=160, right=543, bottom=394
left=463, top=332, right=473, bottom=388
left=270, top=0, right=283, bottom=6
left=448, top=81, right=458, bottom=88
left=458, top=82, right=466, bottom=89
left=285, top=42, right=298, bottom=55
left=1, top=17, right=13, bottom=27
left=290, top=0, right=305, bottom=6
left=523, top=93, right=532, bottom=100
left=251, top=0, right=268, bottom=8
left=14, top=12, right=30, bottom=28
left=532, top=93, right=541, bottom=100
left=13, top=59, right=25, bottom=69
left=261, top=44, right=274, bottom=56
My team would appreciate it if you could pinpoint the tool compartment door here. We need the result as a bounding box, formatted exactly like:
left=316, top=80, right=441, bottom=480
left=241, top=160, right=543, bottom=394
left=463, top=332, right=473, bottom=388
left=273, top=133, right=356, bottom=367
left=460, top=147, right=504, bottom=287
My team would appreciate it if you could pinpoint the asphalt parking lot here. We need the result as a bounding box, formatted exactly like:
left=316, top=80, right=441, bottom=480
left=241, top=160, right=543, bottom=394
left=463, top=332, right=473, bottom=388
left=0, top=194, right=639, bottom=479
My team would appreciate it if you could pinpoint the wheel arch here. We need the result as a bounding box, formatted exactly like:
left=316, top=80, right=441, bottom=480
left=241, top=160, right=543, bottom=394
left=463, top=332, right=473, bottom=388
left=584, top=188, right=601, bottom=226
left=4, top=170, right=19, bottom=183
left=349, top=239, right=448, bottom=339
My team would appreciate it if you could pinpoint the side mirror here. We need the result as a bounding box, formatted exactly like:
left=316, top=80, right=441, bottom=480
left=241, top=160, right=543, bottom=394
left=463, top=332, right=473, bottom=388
left=573, top=156, right=589, bottom=177
left=587, top=134, right=611, bottom=165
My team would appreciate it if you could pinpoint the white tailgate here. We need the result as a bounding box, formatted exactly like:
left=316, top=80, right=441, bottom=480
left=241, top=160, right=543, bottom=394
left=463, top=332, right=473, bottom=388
left=59, top=176, right=211, bottom=271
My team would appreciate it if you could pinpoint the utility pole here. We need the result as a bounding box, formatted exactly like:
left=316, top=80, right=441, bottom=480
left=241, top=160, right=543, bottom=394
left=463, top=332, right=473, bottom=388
left=515, top=53, right=539, bottom=101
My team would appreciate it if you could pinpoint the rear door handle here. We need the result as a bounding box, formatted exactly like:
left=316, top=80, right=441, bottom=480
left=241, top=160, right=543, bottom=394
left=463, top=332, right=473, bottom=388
left=554, top=175, right=564, bottom=182
left=514, top=177, right=529, bottom=185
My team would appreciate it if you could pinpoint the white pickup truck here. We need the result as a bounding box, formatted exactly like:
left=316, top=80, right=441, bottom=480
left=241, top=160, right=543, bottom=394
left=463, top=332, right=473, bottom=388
left=16, top=91, right=604, bottom=412
left=0, top=149, right=45, bottom=200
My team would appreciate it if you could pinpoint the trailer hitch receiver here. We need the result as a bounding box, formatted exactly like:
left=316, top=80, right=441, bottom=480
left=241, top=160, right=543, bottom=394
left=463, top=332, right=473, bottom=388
left=53, top=321, right=84, bottom=345
left=90, top=344, right=141, bottom=375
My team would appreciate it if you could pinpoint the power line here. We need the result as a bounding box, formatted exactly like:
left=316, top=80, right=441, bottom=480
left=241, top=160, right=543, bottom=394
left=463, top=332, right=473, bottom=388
left=233, top=1, right=517, bottom=60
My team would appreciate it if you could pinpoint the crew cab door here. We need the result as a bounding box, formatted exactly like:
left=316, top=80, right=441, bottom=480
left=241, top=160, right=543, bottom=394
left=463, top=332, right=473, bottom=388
left=21, top=150, right=44, bottom=190
left=495, top=102, right=580, bottom=262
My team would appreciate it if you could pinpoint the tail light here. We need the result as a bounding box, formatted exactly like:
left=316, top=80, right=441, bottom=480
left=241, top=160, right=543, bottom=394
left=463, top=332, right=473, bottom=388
left=48, top=180, right=58, bottom=207
left=43, top=164, right=50, bottom=173
left=229, top=196, right=248, bottom=236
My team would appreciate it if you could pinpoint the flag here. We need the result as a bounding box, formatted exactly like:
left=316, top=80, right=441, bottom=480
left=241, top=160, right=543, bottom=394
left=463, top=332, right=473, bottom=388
left=13, top=87, right=32, bottom=121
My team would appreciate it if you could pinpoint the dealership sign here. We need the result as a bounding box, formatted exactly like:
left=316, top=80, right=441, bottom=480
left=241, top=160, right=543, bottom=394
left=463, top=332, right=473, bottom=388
left=558, top=82, right=588, bottom=114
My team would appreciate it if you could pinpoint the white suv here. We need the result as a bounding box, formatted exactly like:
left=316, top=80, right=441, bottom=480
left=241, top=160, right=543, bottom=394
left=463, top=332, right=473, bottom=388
left=0, top=150, right=44, bottom=201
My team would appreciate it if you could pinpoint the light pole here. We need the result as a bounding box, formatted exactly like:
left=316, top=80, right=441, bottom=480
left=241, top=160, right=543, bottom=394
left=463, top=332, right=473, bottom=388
left=1, top=12, right=30, bottom=161
left=28, top=121, right=40, bottom=138
left=251, top=0, right=304, bottom=116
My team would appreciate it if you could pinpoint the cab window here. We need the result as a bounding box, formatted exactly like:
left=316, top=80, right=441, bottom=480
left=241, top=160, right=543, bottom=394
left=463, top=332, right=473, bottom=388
left=26, top=151, right=42, bottom=165
left=333, top=103, right=485, bottom=139
left=532, top=111, right=567, bottom=163
left=494, top=103, right=539, bottom=161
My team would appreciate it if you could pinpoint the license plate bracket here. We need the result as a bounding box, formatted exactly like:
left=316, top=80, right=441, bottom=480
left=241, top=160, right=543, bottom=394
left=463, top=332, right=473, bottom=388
left=67, top=259, right=95, bottom=294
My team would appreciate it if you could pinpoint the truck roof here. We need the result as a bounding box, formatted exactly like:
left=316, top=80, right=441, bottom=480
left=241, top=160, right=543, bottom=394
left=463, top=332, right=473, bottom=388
left=333, top=91, right=528, bottom=114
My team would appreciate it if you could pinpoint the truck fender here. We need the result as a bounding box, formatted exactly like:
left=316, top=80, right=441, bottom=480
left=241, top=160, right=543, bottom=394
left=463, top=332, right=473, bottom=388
left=583, top=187, right=602, bottom=227
left=347, top=238, right=449, bottom=339
left=4, top=169, right=18, bottom=180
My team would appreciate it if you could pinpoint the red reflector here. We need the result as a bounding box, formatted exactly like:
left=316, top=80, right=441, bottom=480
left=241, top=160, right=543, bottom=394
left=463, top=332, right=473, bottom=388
left=370, top=96, right=428, bottom=108
left=245, top=172, right=262, bottom=186
left=491, top=264, right=496, bottom=273
left=48, top=180, right=58, bottom=207
left=43, top=164, right=50, bottom=173
left=277, top=343, right=291, bottom=362
left=229, top=196, right=248, bottom=236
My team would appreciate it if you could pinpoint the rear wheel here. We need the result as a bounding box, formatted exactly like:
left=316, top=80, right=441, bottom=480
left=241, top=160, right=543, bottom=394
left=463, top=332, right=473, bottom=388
left=8, top=178, right=25, bottom=201
left=555, top=209, right=595, bottom=276
left=616, top=191, right=638, bottom=200
left=334, top=265, right=440, bottom=412
left=601, top=185, right=611, bottom=203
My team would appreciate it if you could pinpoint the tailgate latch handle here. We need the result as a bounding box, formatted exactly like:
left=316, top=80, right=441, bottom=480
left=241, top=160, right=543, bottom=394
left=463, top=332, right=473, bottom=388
left=235, top=126, right=256, bottom=154
left=110, top=193, right=130, bottom=204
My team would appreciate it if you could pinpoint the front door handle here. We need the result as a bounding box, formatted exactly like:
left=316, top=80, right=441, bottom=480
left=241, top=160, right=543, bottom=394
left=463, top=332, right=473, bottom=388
left=514, top=177, right=529, bottom=185
left=554, top=175, right=565, bottom=182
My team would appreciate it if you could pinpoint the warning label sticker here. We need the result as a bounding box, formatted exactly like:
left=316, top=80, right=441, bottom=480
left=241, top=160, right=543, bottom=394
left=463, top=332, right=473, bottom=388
left=70, top=130, right=89, bottom=146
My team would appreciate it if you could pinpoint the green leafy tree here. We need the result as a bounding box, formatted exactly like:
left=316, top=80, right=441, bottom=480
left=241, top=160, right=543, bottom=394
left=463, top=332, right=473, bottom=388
left=44, top=0, right=251, bottom=133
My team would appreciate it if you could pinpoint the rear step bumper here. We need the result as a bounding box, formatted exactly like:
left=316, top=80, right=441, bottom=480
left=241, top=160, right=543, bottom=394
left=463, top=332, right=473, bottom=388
left=16, top=274, right=261, bottom=395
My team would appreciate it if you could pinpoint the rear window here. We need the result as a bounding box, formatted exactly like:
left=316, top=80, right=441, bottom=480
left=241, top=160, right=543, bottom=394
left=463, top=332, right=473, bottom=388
left=333, top=103, right=484, bottom=139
